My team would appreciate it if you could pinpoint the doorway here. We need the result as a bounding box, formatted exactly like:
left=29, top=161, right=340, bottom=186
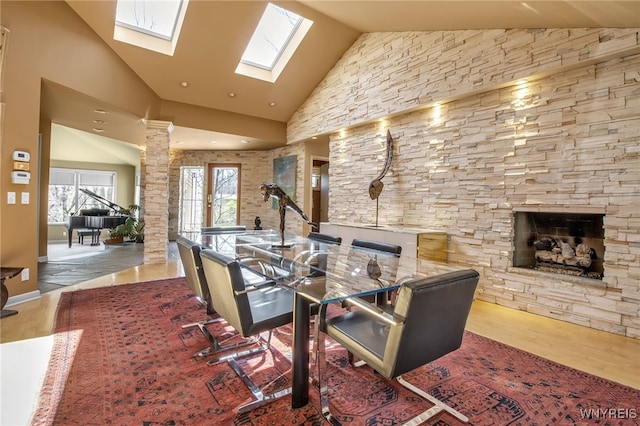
left=206, top=164, right=241, bottom=226
left=311, top=159, right=329, bottom=225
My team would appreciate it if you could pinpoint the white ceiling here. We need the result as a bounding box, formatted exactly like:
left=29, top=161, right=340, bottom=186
left=49, top=0, right=640, bottom=156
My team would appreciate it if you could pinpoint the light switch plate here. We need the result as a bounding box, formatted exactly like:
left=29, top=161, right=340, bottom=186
left=7, top=192, right=16, bottom=204
left=21, top=192, right=30, bottom=204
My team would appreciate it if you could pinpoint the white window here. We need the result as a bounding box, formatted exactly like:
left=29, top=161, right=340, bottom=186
left=48, top=168, right=117, bottom=224
left=114, top=0, right=189, bottom=56
left=236, top=3, right=313, bottom=83
left=178, top=166, right=204, bottom=232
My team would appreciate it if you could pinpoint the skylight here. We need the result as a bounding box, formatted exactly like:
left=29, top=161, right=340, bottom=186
left=114, top=0, right=188, bottom=56
left=236, top=3, right=313, bottom=83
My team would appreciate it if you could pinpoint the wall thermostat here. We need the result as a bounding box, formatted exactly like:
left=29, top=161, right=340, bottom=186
left=11, top=171, right=30, bottom=184
left=13, top=151, right=30, bottom=162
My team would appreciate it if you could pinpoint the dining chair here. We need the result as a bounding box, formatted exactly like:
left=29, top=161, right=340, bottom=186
left=316, top=269, right=480, bottom=425
left=176, top=235, right=259, bottom=358
left=350, top=238, right=402, bottom=306
left=351, top=238, right=402, bottom=255
left=199, top=248, right=295, bottom=413
left=308, top=231, right=342, bottom=245
left=201, top=225, right=247, bottom=234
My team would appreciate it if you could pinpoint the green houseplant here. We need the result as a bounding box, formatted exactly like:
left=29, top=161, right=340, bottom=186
left=106, top=204, right=144, bottom=244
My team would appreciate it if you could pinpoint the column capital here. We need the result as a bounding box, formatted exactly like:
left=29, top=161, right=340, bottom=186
left=142, top=119, right=174, bottom=134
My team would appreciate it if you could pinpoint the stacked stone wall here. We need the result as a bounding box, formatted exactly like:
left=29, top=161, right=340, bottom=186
left=290, top=29, right=640, bottom=337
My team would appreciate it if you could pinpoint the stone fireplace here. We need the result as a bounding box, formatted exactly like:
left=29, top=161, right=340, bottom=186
left=513, top=211, right=605, bottom=280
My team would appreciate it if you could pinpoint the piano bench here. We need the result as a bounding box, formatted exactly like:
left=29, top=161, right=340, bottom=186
left=77, top=229, right=101, bottom=245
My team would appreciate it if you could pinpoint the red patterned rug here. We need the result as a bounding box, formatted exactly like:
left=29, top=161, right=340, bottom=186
left=31, top=278, right=639, bottom=425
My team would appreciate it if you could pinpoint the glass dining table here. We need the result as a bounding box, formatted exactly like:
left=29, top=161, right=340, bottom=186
left=183, top=229, right=462, bottom=409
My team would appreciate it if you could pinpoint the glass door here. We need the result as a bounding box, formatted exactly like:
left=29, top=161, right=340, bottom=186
left=207, top=164, right=240, bottom=226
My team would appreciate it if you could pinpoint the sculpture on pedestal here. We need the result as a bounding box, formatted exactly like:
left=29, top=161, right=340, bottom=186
left=260, top=183, right=317, bottom=248
left=368, top=129, right=394, bottom=227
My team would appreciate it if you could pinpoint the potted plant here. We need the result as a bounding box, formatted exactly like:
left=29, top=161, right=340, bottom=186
left=105, top=204, right=143, bottom=244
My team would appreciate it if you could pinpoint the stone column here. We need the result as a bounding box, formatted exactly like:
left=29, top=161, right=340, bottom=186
left=142, top=119, right=173, bottom=264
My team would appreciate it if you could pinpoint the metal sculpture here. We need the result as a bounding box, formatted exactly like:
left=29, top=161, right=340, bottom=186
left=368, top=129, right=394, bottom=226
left=260, top=183, right=316, bottom=247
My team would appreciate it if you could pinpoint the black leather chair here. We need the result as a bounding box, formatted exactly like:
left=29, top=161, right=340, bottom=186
left=201, top=225, right=247, bottom=234
left=350, top=238, right=402, bottom=306
left=176, top=235, right=257, bottom=358
left=199, top=248, right=295, bottom=413
left=317, top=269, right=480, bottom=425
left=308, top=231, right=342, bottom=245
left=351, top=238, right=402, bottom=256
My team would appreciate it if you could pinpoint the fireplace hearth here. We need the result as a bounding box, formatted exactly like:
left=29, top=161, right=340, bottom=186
left=513, top=211, right=604, bottom=280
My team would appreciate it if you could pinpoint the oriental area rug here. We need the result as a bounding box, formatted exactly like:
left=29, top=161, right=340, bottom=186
left=31, top=278, right=639, bottom=425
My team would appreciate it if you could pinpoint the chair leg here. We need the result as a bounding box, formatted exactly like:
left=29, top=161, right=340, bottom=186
left=396, top=375, right=469, bottom=425
left=209, top=329, right=292, bottom=414
left=316, top=317, right=342, bottom=425
left=182, top=316, right=256, bottom=358
left=230, top=357, right=292, bottom=414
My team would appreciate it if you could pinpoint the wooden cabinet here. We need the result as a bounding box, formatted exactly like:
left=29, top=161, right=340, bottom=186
left=320, top=223, right=447, bottom=262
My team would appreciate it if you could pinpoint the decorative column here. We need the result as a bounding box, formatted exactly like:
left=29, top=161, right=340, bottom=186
left=142, top=119, right=173, bottom=264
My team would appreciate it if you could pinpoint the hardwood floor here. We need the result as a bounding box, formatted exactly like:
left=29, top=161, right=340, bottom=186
left=1, top=259, right=638, bottom=390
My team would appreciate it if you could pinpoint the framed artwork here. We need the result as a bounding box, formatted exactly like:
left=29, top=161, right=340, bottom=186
left=272, top=155, right=296, bottom=209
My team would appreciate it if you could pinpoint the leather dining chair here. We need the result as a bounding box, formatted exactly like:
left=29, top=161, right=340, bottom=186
left=176, top=235, right=259, bottom=358
left=199, top=248, right=295, bottom=413
left=350, top=238, right=402, bottom=306
left=201, top=225, right=247, bottom=234
left=308, top=231, right=342, bottom=245
left=317, top=269, right=480, bottom=425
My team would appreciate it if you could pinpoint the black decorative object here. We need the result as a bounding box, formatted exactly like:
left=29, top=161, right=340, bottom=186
left=368, top=129, right=394, bottom=227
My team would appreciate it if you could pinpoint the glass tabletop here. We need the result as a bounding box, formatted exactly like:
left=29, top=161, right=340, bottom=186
left=181, top=230, right=461, bottom=304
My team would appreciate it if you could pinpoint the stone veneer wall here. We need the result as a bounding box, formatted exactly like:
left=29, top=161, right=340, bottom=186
left=168, top=144, right=307, bottom=239
left=288, top=29, right=640, bottom=338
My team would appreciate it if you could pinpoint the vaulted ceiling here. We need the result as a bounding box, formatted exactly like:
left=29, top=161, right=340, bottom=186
left=51, top=1, right=640, bottom=152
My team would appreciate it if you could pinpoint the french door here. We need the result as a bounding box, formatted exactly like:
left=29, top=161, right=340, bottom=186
left=206, top=164, right=240, bottom=226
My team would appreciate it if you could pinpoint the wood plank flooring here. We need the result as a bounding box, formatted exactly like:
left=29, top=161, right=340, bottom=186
left=1, top=259, right=638, bottom=390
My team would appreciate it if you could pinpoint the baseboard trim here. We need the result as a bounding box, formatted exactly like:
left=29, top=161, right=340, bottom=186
left=6, top=290, right=41, bottom=307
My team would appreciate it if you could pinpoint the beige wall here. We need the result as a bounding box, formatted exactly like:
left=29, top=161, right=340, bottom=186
left=1, top=1, right=160, bottom=297
left=288, top=29, right=640, bottom=338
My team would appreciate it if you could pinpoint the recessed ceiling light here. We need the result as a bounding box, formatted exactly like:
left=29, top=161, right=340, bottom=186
left=180, top=81, right=189, bottom=87
left=93, top=120, right=105, bottom=125
left=268, top=102, right=276, bottom=107
left=93, top=108, right=107, bottom=114
left=210, top=140, right=217, bottom=144
left=240, top=140, right=249, bottom=144
left=92, top=128, right=105, bottom=133
left=228, top=92, right=236, bottom=97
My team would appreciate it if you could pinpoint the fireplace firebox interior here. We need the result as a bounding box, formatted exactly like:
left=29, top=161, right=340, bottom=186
left=513, top=212, right=604, bottom=280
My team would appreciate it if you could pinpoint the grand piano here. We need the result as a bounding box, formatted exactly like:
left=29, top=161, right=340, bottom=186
left=65, top=189, right=130, bottom=248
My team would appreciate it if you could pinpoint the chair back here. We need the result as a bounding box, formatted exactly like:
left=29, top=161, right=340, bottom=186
left=199, top=249, right=294, bottom=337
left=308, top=232, right=342, bottom=245
left=201, top=226, right=247, bottom=234
left=176, top=235, right=212, bottom=311
left=352, top=239, right=402, bottom=256
left=387, top=269, right=479, bottom=377
left=199, top=249, right=251, bottom=335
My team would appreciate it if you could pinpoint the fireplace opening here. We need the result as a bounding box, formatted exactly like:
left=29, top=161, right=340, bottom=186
left=513, top=212, right=604, bottom=280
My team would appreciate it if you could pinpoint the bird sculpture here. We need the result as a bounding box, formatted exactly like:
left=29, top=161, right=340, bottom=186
left=260, top=182, right=317, bottom=247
